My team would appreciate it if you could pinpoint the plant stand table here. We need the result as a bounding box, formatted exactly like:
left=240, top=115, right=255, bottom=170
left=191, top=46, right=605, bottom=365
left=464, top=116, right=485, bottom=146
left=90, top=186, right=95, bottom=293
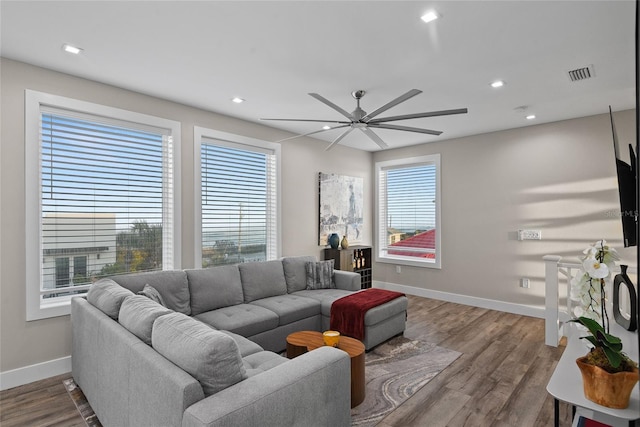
left=286, top=330, right=365, bottom=408
left=546, top=323, right=640, bottom=427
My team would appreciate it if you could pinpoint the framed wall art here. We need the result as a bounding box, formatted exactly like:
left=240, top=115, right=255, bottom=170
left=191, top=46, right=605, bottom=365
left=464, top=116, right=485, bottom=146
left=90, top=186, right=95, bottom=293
left=318, top=172, right=363, bottom=246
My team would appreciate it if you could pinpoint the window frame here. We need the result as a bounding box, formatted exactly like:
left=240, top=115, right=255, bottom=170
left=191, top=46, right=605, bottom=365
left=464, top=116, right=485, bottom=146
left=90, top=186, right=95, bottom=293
left=25, top=90, right=182, bottom=321
left=193, top=126, right=281, bottom=267
left=375, top=154, right=442, bottom=269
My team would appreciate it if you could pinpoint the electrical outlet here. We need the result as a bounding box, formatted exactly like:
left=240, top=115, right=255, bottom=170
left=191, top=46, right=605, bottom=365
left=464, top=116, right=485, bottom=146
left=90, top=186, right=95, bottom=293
left=518, top=230, right=542, bottom=240
left=396, top=265, right=401, bottom=274
left=520, top=278, right=530, bottom=288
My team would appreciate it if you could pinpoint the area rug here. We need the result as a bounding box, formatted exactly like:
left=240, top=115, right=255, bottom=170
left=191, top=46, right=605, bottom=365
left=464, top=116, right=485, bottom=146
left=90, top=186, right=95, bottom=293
left=351, top=336, right=461, bottom=426
left=64, top=337, right=459, bottom=427
left=63, top=378, right=102, bottom=427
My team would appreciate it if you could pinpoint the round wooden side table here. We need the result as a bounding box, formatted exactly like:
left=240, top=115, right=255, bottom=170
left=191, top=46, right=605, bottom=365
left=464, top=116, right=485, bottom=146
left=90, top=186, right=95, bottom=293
left=286, top=330, right=365, bottom=408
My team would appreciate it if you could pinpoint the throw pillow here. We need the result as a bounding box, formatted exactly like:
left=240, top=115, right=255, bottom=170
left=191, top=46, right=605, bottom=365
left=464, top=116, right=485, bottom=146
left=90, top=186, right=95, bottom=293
left=305, top=259, right=335, bottom=290
left=152, top=312, right=247, bottom=397
left=137, top=284, right=167, bottom=307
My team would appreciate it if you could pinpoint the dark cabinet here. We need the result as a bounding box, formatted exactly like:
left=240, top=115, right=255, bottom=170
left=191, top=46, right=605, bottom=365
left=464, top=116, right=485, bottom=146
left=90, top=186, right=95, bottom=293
left=323, top=245, right=372, bottom=289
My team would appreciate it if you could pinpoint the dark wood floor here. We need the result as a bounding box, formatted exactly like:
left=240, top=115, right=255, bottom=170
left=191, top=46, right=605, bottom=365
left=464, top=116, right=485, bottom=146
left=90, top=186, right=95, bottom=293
left=0, top=295, right=572, bottom=426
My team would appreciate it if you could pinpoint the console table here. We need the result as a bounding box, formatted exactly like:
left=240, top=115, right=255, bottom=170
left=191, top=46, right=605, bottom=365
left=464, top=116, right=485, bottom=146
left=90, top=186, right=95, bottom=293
left=546, top=322, right=640, bottom=427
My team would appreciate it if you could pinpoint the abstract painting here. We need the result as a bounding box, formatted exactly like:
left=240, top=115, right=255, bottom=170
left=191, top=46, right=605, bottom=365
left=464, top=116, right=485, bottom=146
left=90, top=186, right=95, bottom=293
left=318, top=172, right=363, bottom=246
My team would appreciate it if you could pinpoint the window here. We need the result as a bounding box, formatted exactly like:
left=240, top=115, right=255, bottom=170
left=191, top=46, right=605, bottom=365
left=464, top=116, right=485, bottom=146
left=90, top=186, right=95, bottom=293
left=55, top=258, right=70, bottom=288
left=73, top=256, right=88, bottom=283
left=26, top=90, right=181, bottom=320
left=375, top=154, right=441, bottom=268
left=194, top=127, right=280, bottom=267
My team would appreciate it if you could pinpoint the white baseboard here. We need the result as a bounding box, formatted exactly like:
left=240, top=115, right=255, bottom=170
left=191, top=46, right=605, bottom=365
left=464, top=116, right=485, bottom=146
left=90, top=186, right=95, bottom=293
left=0, top=356, right=71, bottom=391
left=373, top=280, right=545, bottom=319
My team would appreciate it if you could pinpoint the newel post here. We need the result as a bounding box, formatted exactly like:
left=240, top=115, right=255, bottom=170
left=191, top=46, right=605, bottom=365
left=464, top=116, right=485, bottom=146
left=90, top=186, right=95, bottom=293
left=544, top=255, right=563, bottom=347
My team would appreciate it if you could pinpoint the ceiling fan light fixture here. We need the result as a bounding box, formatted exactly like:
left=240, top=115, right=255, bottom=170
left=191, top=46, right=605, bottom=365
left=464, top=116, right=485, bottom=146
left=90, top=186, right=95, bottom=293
left=420, top=11, right=439, bottom=23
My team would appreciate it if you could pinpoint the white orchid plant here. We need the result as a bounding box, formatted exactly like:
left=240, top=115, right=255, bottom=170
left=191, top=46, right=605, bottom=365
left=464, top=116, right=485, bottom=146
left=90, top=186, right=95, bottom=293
left=570, top=240, right=620, bottom=332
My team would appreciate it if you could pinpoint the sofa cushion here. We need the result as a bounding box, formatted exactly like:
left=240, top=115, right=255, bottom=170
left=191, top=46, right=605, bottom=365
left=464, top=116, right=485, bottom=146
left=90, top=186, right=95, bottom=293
left=242, top=351, right=288, bottom=378
left=282, top=256, right=317, bottom=293
left=218, top=330, right=263, bottom=357
left=86, top=278, right=135, bottom=319
left=193, top=304, right=279, bottom=337
left=137, top=284, right=166, bottom=307
left=292, top=289, right=357, bottom=317
left=305, top=260, right=335, bottom=290
left=118, top=295, right=173, bottom=345
left=152, top=312, right=247, bottom=397
left=238, top=260, right=287, bottom=303
left=186, top=265, right=244, bottom=316
left=249, top=294, right=321, bottom=326
left=110, top=270, right=191, bottom=315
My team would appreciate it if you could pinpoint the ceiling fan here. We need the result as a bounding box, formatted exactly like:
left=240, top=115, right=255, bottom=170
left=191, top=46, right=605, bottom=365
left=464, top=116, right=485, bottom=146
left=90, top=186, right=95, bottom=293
left=261, top=89, right=467, bottom=150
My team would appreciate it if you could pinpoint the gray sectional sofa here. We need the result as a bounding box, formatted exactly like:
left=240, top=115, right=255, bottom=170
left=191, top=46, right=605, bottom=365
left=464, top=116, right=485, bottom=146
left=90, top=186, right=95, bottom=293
left=71, top=256, right=408, bottom=427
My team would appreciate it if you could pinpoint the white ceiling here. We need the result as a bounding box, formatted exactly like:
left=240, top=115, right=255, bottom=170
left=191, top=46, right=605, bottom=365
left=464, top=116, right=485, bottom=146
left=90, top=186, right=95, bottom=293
left=1, top=1, right=636, bottom=151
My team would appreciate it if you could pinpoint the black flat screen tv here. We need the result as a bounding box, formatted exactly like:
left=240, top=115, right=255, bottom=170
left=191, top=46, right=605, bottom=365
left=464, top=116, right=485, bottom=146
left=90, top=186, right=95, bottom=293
left=610, top=106, right=638, bottom=247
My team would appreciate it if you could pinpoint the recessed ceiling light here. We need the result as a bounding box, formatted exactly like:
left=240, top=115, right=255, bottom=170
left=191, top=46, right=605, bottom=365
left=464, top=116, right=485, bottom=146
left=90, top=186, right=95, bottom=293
left=526, top=114, right=536, bottom=120
left=322, top=125, right=331, bottom=130
left=231, top=97, right=245, bottom=104
left=491, top=80, right=505, bottom=88
left=421, top=11, right=439, bottom=23
left=62, top=44, right=83, bottom=55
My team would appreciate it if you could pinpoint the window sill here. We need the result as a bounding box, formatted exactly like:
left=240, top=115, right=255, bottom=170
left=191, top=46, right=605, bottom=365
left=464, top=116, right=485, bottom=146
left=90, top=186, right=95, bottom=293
left=26, top=296, right=73, bottom=321
left=376, top=255, right=441, bottom=269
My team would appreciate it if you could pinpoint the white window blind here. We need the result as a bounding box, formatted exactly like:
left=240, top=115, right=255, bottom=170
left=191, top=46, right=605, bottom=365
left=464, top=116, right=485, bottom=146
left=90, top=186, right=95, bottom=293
left=40, top=110, right=174, bottom=296
left=376, top=154, right=441, bottom=268
left=200, top=137, right=278, bottom=267
left=26, top=90, right=181, bottom=320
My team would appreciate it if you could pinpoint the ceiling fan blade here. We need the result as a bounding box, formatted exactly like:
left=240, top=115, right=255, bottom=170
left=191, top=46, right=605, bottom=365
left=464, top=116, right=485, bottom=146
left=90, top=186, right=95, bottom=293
left=360, top=127, right=389, bottom=150
left=368, top=108, right=468, bottom=124
left=308, top=93, right=354, bottom=120
left=325, top=128, right=354, bottom=151
left=260, top=118, right=351, bottom=124
left=275, top=124, right=350, bottom=143
left=362, top=89, right=422, bottom=121
left=368, top=123, right=442, bottom=136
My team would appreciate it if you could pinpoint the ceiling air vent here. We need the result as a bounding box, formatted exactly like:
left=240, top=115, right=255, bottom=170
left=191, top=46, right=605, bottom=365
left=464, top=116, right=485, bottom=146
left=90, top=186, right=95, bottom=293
left=567, top=65, right=595, bottom=82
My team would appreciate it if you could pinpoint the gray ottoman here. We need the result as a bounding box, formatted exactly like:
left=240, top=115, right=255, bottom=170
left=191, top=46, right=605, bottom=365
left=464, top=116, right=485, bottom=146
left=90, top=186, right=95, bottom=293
left=361, top=295, right=408, bottom=350
left=296, top=288, right=408, bottom=350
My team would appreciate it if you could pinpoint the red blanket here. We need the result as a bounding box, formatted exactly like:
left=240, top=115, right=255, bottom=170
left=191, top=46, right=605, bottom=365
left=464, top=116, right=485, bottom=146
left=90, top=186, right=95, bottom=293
left=330, top=289, right=405, bottom=340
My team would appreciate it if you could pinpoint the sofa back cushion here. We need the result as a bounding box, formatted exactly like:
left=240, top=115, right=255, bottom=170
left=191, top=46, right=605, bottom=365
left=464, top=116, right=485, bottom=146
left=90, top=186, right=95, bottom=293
left=238, top=260, right=287, bottom=303
left=118, top=295, right=173, bottom=345
left=110, top=270, right=191, bottom=315
left=282, top=256, right=317, bottom=293
left=152, top=312, right=247, bottom=397
left=186, top=265, right=244, bottom=315
left=86, top=278, right=135, bottom=319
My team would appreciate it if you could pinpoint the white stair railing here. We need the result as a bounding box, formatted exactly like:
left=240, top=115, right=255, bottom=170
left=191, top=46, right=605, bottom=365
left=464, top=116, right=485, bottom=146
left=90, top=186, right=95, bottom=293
left=544, top=255, right=637, bottom=347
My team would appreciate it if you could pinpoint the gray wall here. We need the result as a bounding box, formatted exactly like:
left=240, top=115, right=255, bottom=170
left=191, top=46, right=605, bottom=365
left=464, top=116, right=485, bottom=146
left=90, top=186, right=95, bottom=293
left=0, top=57, right=636, bottom=378
left=373, top=109, right=637, bottom=311
left=0, top=58, right=372, bottom=373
